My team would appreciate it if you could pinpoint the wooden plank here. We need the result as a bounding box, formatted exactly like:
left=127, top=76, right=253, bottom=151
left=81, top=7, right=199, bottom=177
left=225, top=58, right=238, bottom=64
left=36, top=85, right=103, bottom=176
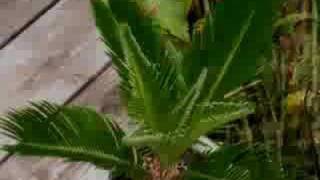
left=0, top=0, right=114, bottom=178
left=0, top=67, right=120, bottom=180
left=0, top=0, right=60, bottom=48
left=74, top=67, right=135, bottom=131
left=0, top=67, right=118, bottom=180
left=0, top=0, right=108, bottom=114
left=73, top=68, right=120, bottom=115
left=0, top=156, right=110, bottom=180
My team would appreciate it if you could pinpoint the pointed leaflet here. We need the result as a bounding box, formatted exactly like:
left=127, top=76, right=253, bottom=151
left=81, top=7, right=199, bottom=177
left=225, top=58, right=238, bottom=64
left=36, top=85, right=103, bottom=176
left=156, top=69, right=208, bottom=165
left=6, top=143, right=130, bottom=167
left=108, top=0, right=161, bottom=63
left=91, top=0, right=123, bottom=59
left=207, top=0, right=280, bottom=100
left=186, top=145, right=286, bottom=180
left=91, top=0, right=132, bottom=103
left=186, top=145, right=250, bottom=180
left=119, top=25, right=179, bottom=132
left=157, top=0, right=192, bottom=41
left=184, top=0, right=282, bottom=100
left=205, top=10, right=255, bottom=101
left=0, top=102, right=132, bottom=169
left=123, top=68, right=208, bottom=165
left=191, top=102, right=255, bottom=139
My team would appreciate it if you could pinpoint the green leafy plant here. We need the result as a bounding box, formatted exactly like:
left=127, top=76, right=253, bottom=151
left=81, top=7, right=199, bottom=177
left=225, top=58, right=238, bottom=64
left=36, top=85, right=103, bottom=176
left=0, top=0, right=287, bottom=179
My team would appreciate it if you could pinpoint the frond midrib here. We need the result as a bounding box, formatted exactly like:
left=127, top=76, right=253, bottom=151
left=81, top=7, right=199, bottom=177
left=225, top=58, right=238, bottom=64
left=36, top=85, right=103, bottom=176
left=6, top=142, right=130, bottom=166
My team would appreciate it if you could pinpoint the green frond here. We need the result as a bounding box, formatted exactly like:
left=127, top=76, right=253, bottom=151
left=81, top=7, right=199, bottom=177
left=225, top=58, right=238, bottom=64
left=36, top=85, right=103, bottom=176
left=117, top=24, right=186, bottom=133
left=108, top=0, right=161, bottom=63
left=172, top=69, right=207, bottom=115
left=90, top=0, right=285, bottom=168
left=127, top=97, right=145, bottom=122
left=163, top=41, right=188, bottom=93
left=91, top=0, right=124, bottom=59
left=0, top=101, right=134, bottom=170
left=157, top=0, right=192, bottom=41
left=91, top=0, right=133, bottom=105
left=156, top=101, right=253, bottom=165
left=183, top=0, right=282, bottom=101
left=186, top=145, right=286, bottom=180
left=122, top=134, right=163, bottom=147
left=119, top=25, right=167, bottom=131
left=129, top=69, right=209, bottom=164
left=191, top=102, right=255, bottom=139
left=175, top=68, right=208, bottom=132
left=205, top=11, right=255, bottom=101
left=119, top=24, right=152, bottom=98
left=5, top=143, right=129, bottom=167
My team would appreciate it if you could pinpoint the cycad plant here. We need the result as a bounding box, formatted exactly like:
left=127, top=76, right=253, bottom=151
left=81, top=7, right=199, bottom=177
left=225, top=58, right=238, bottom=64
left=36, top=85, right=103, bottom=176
left=0, top=0, right=287, bottom=180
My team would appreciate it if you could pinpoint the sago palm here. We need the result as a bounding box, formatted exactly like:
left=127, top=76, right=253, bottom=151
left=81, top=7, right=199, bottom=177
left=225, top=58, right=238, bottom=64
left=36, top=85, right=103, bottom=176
left=0, top=0, right=286, bottom=179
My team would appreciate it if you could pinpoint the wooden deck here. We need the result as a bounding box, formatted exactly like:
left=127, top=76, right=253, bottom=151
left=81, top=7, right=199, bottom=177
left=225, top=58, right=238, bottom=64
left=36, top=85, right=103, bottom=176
left=0, top=0, right=118, bottom=179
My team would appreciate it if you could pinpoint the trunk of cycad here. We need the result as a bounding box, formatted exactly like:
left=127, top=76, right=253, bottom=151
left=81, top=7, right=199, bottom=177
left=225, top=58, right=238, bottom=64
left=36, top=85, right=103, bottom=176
left=143, top=156, right=184, bottom=180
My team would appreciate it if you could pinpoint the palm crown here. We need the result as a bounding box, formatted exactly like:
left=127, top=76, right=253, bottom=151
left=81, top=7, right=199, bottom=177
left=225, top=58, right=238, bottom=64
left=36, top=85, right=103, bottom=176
left=0, top=0, right=286, bottom=179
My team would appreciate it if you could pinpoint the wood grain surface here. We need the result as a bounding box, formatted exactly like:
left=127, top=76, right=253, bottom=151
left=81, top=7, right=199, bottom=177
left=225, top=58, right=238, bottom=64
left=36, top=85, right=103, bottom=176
left=0, top=0, right=59, bottom=47
left=0, top=0, right=107, bottom=116
left=0, top=0, right=117, bottom=179
left=74, top=67, right=136, bottom=132
left=0, top=67, right=119, bottom=180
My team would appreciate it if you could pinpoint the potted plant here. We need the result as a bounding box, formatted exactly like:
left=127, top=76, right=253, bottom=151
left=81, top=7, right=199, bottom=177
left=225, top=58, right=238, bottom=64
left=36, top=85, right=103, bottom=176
left=0, top=0, right=287, bottom=179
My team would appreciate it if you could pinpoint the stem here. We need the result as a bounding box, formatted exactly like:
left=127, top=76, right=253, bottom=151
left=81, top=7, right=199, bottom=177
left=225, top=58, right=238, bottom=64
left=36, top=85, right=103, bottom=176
left=311, top=0, right=320, bottom=178
left=279, top=52, right=287, bottom=164
left=269, top=46, right=283, bottom=164
left=206, top=11, right=255, bottom=101
left=241, top=118, right=253, bottom=145
left=193, top=0, right=203, bottom=17
left=203, top=0, right=210, bottom=15
left=122, top=135, right=163, bottom=146
left=312, top=0, right=319, bottom=114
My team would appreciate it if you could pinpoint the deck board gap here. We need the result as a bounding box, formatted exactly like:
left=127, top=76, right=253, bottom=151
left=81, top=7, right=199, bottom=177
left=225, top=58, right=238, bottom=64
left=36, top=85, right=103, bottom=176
left=0, top=0, right=61, bottom=49
left=0, top=61, right=113, bottom=168
left=64, top=61, right=112, bottom=105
